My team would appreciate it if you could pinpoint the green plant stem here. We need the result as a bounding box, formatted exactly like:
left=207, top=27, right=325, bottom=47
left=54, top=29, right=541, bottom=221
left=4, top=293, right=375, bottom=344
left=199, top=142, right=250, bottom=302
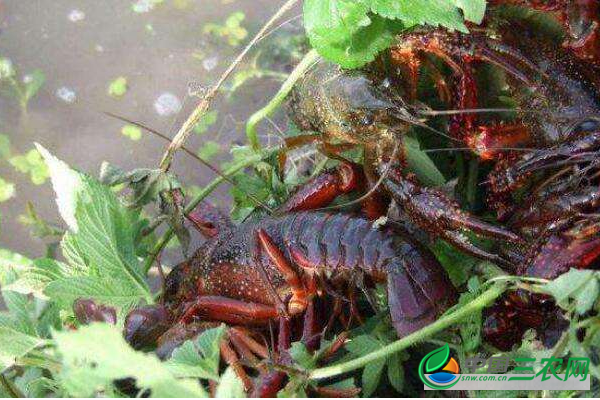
left=143, top=150, right=274, bottom=274
left=246, top=49, right=320, bottom=150
left=309, top=282, right=507, bottom=381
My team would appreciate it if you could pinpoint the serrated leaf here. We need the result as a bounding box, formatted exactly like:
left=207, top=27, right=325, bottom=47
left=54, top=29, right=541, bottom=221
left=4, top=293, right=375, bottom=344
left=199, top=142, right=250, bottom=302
left=424, top=344, right=450, bottom=373
left=215, top=366, right=245, bottom=398
left=52, top=323, right=207, bottom=397
left=370, top=0, right=468, bottom=32
left=4, top=258, right=70, bottom=299
left=35, top=145, right=151, bottom=309
left=167, top=325, right=225, bottom=380
left=306, top=10, right=398, bottom=69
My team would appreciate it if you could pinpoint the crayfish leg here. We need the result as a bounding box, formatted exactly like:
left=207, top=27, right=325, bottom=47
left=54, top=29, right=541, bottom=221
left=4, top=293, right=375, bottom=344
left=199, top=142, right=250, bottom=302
left=383, top=170, right=521, bottom=264
left=257, top=229, right=309, bottom=316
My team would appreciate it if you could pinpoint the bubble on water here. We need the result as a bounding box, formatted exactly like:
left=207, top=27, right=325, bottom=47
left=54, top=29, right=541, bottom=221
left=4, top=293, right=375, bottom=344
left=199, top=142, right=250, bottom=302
left=154, top=92, right=182, bottom=116
left=68, top=9, right=85, bottom=22
left=56, top=86, right=77, bottom=104
left=202, top=56, right=219, bottom=71
left=95, top=44, right=104, bottom=52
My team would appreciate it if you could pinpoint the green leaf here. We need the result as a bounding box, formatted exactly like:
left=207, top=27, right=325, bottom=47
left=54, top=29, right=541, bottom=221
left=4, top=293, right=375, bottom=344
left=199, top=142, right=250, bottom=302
left=386, top=353, right=405, bottom=393
left=362, top=358, right=385, bottom=397
left=107, top=76, right=128, bottom=98
left=424, top=344, right=450, bottom=373
left=215, top=366, right=245, bottom=398
left=52, top=323, right=207, bottom=397
left=194, top=110, right=218, bottom=135
left=542, top=269, right=599, bottom=315
left=121, top=124, right=142, bottom=141
left=0, top=177, right=15, bottom=202
left=166, top=325, right=225, bottom=380
left=304, top=0, right=398, bottom=69
left=23, top=70, right=45, bottom=102
left=404, top=136, right=446, bottom=187
left=454, top=0, right=487, bottom=24
left=370, top=0, right=468, bottom=32
left=36, top=144, right=151, bottom=309
left=0, top=326, right=45, bottom=372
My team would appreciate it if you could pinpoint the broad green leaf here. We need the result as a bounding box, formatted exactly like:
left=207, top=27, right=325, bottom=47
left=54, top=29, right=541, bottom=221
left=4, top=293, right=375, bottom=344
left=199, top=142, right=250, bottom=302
left=215, top=366, right=245, bottom=398
left=52, top=323, right=207, bottom=397
left=304, top=1, right=398, bottom=69
left=107, top=76, right=128, bottom=98
left=424, top=344, right=450, bottom=373
left=167, top=325, right=225, bottom=380
left=0, top=326, right=45, bottom=372
left=121, top=124, right=142, bottom=141
left=36, top=144, right=151, bottom=309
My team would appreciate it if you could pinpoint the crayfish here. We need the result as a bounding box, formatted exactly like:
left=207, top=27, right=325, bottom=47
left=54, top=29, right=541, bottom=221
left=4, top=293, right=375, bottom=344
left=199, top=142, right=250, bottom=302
left=123, top=163, right=456, bottom=394
left=285, top=1, right=600, bottom=350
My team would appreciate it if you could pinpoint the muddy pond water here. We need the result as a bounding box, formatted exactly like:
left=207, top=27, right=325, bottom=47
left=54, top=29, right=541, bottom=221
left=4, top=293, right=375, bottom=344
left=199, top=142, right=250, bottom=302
left=0, top=0, right=301, bottom=264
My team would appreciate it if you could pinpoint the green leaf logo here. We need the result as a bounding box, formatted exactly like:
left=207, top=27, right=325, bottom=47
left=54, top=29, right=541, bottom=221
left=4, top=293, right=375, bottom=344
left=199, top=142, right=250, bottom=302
left=425, top=344, right=450, bottom=373
left=418, top=344, right=459, bottom=390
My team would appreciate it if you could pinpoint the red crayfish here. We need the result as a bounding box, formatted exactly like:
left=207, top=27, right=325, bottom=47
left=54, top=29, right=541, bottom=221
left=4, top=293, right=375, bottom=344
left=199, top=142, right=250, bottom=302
left=123, top=163, right=457, bottom=394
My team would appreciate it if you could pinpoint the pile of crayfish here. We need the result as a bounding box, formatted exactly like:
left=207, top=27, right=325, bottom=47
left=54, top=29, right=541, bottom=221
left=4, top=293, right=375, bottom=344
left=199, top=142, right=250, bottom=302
left=78, top=1, right=600, bottom=396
